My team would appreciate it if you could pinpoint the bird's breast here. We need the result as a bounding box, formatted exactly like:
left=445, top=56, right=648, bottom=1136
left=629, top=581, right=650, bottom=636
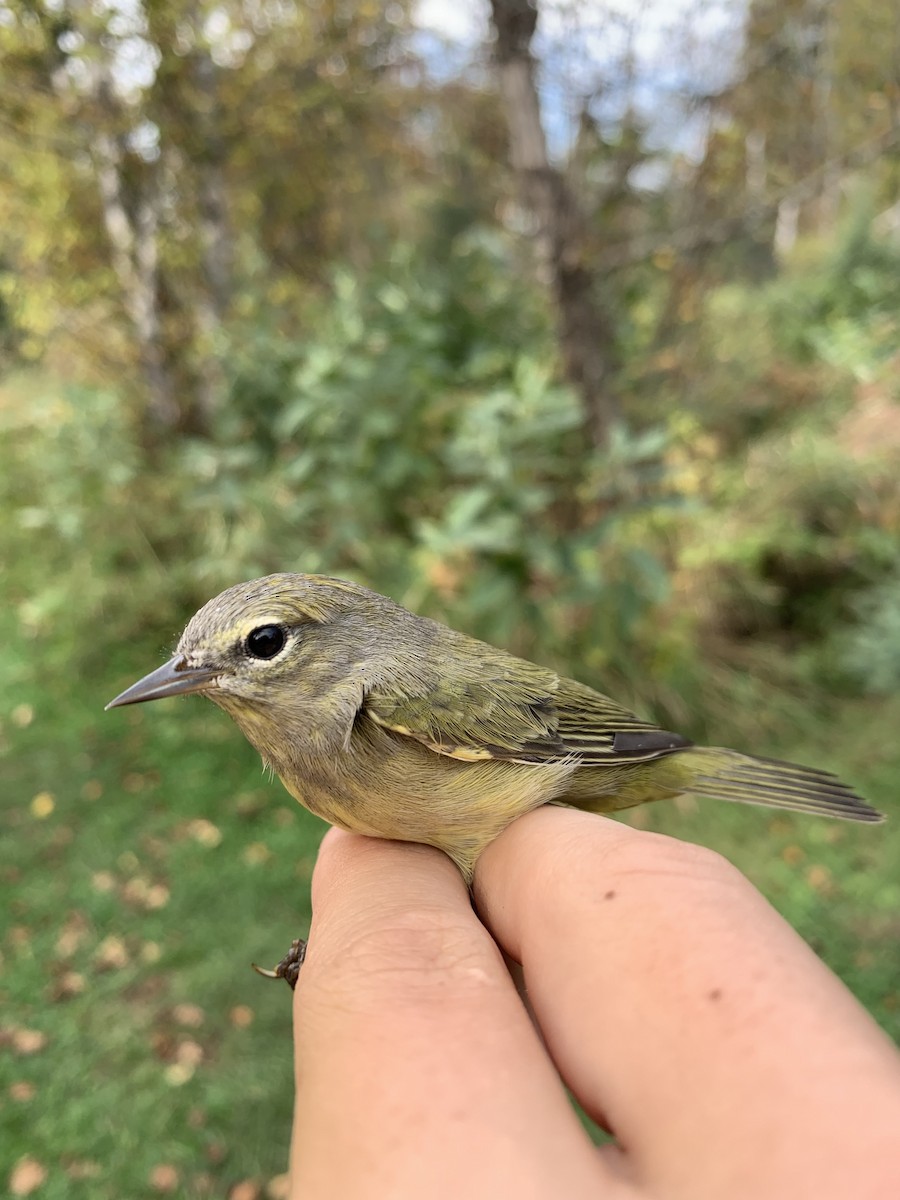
left=269, top=717, right=576, bottom=879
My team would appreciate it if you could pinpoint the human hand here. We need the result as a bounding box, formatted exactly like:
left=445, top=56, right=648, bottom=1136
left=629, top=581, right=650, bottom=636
left=287, top=808, right=900, bottom=1199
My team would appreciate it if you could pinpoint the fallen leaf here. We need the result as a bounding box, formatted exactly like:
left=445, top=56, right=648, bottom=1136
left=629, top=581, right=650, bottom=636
left=8, top=1028, right=48, bottom=1055
left=806, top=864, right=833, bottom=894
left=235, top=792, right=267, bottom=816
left=9, top=1156, right=47, bottom=1195
left=11, top=704, right=34, bottom=728
left=81, top=779, right=103, bottom=801
left=176, top=1039, right=204, bottom=1068
left=141, top=834, right=169, bottom=861
left=768, top=817, right=793, bottom=836
left=145, top=883, right=170, bottom=910
left=149, top=1164, right=180, bottom=1193
left=243, top=842, right=272, bottom=867
left=187, top=818, right=223, bottom=848
left=173, top=1004, right=205, bottom=1028
left=672, top=794, right=698, bottom=815
left=30, top=792, right=54, bottom=819
left=56, top=912, right=89, bottom=957
left=93, top=936, right=129, bottom=971
left=229, top=1005, right=254, bottom=1029
left=63, top=1160, right=101, bottom=1181
left=141, top=941, right=162, bottom=965
left=122, top=877, right=170, bottom=911
left=50, top=971, right=86, bottom=1001
left=163, top=1062, right=195, bottom=1087
left=91, top=871, right=116, bottom=893
left=151, top=1030, right=177, bottom=1061
left=266, top=1173, right=291, bottom=1199
left=228, top=1181, right=261, bottom=1200
left=122, top=878, right=149, bottom=905
left=9, top=1081, right=37, bottom=1101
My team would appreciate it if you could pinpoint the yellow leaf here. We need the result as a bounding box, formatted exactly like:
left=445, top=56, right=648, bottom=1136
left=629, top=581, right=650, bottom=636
left=243, top=842, right=272, bottom=867
left=93, top=936, right=129, bottom=971
left=11, top=704, right=34, bottom=729
left=30, top=792, right=54, bottom=819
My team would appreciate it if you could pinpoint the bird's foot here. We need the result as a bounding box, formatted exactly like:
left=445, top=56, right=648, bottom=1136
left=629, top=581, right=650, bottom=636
left=252, top=937, right=307, bottom=991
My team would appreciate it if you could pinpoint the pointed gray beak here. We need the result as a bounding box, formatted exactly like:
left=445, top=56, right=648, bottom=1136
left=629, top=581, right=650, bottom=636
left=105, top=656, right=219, bottom=710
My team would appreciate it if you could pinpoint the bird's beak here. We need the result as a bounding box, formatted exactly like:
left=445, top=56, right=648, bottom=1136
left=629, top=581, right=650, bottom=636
left=105, top=657, right=219, bottom=710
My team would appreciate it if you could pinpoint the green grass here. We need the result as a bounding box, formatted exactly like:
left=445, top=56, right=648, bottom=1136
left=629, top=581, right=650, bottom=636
left=1, top=657, right=322, bottom=1198
left=2, top=649, right=898, bottom=1195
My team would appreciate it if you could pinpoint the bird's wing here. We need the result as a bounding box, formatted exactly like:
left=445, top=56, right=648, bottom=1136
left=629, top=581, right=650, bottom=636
left=364, top=657, right=690, bottom=766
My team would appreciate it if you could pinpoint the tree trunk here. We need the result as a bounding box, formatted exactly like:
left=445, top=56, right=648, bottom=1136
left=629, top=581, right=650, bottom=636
left=90, top=117, right=179, bottom=432
left=192, top=50, right=232, bottom=429
left=488, top=0, right=618, bottom=446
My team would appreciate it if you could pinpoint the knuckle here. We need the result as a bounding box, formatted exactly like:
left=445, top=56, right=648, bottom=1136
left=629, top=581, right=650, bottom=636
left=594, top=828, right=734, bottom=887
left=537, top=817, right=739, bottom=909
left=313, top=907, right=496, bottom=1009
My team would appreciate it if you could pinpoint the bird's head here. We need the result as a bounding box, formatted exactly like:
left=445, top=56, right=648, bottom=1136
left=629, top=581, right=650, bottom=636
left=106, top=574, right=407, bottom=755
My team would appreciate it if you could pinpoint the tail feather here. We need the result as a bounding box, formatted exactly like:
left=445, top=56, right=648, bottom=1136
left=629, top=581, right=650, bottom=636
left=685, top=748, right=884, bottom=824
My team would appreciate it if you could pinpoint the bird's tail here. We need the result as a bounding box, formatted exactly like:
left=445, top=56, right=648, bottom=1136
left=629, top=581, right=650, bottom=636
left=674, top=747, right=883, bottom=823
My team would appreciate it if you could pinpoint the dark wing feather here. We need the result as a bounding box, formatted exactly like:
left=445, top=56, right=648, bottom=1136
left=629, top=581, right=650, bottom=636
left=552, top=679, right=691, bottom=762
left=364, top=650, right=690, bottom=766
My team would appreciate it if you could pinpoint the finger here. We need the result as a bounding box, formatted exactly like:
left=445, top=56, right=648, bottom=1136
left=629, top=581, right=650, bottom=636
left=474, top=806, right=900, bottom=1200
left=289, top=830, right=613, bottom=1200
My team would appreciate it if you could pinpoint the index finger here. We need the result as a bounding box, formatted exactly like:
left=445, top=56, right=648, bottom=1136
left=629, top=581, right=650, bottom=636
left=288, top=829, right=607, bottom=1199
left=474, top=807, right=900, bottom=1200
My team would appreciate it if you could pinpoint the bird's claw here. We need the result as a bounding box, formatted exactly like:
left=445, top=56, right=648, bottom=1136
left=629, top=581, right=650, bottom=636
left=252, top=937, right=307, bottom=991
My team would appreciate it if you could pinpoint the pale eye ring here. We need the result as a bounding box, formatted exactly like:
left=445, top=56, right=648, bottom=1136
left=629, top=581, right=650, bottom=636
left=245, top=625, right=286, bottom=660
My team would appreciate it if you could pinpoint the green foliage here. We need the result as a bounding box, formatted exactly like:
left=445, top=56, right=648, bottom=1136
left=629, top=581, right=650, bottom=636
left=660, top=217, right=900, bottom=661
left=687, top=431, right=897, bottom=642
left=0, top=235, right=679, bottom=698
left=770, top=207, right=900, bottom=371
left=839, top=572, right=900, bottom=695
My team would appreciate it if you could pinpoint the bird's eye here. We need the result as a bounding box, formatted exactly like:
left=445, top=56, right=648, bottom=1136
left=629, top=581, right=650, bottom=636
left=244, top=625, right=286, bottom=660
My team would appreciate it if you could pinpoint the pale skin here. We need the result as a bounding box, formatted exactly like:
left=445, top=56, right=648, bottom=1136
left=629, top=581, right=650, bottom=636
left=288, top=808, right=900, bottom=1199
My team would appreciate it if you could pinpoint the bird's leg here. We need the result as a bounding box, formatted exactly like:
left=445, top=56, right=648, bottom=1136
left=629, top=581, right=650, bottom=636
left=252, top=937, right=307, bottom=991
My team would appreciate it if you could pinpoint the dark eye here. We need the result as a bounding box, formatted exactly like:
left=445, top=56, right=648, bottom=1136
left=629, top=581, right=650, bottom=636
left=245, top=625, right=286, bottom=660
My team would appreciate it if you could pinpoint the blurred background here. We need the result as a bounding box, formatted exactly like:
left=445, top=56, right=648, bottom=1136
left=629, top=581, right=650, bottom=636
left=1, top=0, right=899, bottom=1194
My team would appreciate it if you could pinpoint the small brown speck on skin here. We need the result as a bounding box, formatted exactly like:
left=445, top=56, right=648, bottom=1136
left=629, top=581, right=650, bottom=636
left=708, top=987, right=723, bottom=1002
left=604, top=889, right=616, bottom=901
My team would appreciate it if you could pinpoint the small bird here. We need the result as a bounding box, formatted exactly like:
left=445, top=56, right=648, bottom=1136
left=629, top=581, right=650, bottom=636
left=108, top=573, right=883, bottom=886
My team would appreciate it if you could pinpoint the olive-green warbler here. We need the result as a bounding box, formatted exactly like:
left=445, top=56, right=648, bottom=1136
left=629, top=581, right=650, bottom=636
left=108, top=573, right=881, bottom=878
